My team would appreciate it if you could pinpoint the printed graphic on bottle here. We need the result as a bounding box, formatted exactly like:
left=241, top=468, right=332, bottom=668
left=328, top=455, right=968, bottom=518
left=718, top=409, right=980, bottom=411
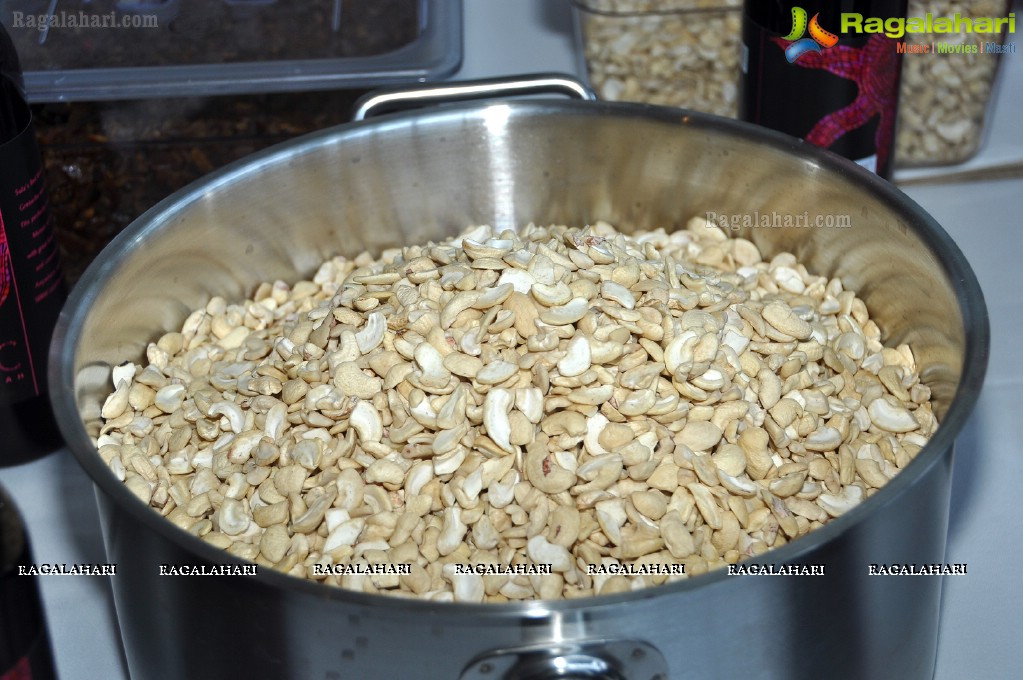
left=0, top=655, right=32, bottom=680
left=0, top=631, right=53, bottom=680
left=740, top=3, right=904, bottom=178
left=0, top=109, right=64, bottom=405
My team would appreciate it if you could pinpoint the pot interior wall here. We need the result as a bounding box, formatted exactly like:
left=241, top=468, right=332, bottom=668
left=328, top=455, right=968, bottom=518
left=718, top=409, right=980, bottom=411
left=65, top=101, right=969, bottom=437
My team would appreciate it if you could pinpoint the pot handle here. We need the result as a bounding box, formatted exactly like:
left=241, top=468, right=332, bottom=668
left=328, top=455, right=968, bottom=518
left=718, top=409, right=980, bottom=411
left=352, top=73, right=597, bottom=121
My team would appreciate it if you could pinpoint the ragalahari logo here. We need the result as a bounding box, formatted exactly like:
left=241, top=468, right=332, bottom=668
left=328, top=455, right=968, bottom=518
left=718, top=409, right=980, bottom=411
left=772, top=8, right=899, bottom=172
left=783, top=7, right=840, bottom=62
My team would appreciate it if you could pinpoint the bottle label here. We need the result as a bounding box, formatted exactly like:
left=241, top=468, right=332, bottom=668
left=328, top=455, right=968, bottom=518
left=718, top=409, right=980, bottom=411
left=0, top=656, right=31, bottom=680
left=0, top=80, right=64, bottom=405
left=0, top=631, right=53, bottom=680
left=740, top=5, right=903, bottom=178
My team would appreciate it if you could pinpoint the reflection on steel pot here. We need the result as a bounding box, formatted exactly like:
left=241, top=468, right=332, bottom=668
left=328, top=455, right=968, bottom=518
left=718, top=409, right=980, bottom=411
left=50, top=75, right=987, bottom=680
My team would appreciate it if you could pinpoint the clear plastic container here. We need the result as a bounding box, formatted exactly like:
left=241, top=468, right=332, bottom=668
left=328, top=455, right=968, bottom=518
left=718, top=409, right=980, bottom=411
left=895, top=0, right=1014, bottom=166
left=0, top=0, right=462, bottom=101
left=572, top=0, right=743, bottom=118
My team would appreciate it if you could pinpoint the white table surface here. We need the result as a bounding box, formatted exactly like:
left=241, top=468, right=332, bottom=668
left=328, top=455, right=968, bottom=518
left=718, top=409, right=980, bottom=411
left=2, top=1, right=1021, bottom=678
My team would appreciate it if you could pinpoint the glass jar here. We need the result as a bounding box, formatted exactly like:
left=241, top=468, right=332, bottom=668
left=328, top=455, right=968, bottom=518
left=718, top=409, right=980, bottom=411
left=895, top=0, right=1015, bottom=166
left=572, top=0, right=743, bottom=118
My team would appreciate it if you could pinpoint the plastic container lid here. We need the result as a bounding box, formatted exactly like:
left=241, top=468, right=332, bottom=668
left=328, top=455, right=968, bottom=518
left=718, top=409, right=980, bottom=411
left=1, top=0, right=462, bottom=102
left=573, top=0, right=740, bottom=15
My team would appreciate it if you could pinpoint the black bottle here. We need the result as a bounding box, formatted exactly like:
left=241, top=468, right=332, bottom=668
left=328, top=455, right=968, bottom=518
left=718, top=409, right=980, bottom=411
left=0, top=24, right=67, bottom=466
left=739, top=0, right=907, bottom=179
left=0, top=484, right=58, bottom=679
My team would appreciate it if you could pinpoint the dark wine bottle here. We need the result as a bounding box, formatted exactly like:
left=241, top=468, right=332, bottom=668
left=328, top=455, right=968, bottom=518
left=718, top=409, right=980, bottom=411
left=0, top=24, right=67, bottom=466
left=739, top=0, right=907, bottom=179
left=1, top=485, right=58, bottom=679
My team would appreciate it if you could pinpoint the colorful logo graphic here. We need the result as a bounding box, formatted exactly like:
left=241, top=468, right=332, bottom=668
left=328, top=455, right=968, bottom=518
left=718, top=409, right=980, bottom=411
left=783, top=7, right=840, bottom=62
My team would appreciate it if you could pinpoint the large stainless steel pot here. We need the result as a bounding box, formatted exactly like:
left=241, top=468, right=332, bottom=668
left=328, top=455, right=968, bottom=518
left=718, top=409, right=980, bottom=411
left=50, top=76, right=988, bottom=680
